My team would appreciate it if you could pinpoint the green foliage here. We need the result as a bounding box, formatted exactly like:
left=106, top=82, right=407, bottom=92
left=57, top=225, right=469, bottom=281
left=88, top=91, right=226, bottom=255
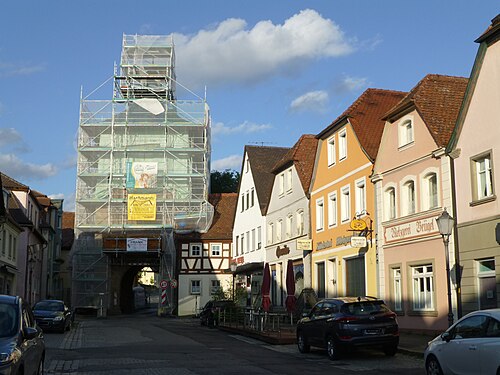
left=210, top=169, right=240, bottom=193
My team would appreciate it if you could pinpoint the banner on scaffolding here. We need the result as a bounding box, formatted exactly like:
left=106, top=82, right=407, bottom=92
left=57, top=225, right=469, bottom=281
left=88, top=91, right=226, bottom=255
left=126, top=161, right=158, bottom=189
left=127, top=194, right=157, bottom=221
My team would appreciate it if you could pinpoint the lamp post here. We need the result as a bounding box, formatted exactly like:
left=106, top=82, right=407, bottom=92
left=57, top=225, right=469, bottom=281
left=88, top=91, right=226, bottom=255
left=436, top=208, right=455, bottom=327
left=230, top=262, right=237, bottom=301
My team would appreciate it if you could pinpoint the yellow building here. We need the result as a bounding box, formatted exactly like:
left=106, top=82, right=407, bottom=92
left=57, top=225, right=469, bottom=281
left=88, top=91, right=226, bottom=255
left=309, top=89, right=406, bottom=298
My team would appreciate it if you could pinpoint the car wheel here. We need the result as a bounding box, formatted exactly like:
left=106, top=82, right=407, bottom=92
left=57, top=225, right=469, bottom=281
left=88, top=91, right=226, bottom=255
left=327, top=336, right=341, bottom=361
left=383, top=343, right=398, bottom=356
left=297, top=332, right=310, bottom=353
left=426, top=355, right=443, bottom=375
left=36, top=357, right=44, bottom=375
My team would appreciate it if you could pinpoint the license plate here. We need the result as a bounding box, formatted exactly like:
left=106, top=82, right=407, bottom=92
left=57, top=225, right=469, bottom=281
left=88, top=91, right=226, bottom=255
left=364, top=329, right=382, bottom=335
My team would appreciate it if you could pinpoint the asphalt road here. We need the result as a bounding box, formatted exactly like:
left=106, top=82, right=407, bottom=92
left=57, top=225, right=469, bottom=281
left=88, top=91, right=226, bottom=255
left=43, top=309, right=425, bottom=374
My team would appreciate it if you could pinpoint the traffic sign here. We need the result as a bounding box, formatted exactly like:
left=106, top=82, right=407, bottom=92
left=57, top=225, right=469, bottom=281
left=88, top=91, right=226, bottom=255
left=170, top=279, right=178, bottom=288
left=160, top=279, right=169, bottom=289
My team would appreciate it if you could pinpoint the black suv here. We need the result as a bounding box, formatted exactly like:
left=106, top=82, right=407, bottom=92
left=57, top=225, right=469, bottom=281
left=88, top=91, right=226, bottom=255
left=200, top=300, right=236, bottom=327
left=296, top=297, right=399, bottom=360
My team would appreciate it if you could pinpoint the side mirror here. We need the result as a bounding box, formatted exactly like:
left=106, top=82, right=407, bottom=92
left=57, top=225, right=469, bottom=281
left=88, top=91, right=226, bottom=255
left=23, top=326, right=39, bottom=340
left=441, top=332, right=452, bottom=342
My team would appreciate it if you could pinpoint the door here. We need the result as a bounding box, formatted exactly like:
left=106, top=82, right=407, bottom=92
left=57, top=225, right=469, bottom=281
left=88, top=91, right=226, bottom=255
left=317, top=262, right=326, bottom=299
left=345, top=256, right=365, bottom=296
left=327, top=259, right=337, bottom=297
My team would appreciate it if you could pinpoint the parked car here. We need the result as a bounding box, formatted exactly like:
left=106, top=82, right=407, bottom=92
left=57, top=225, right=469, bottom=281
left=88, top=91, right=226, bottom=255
left=424, top=308, right=500, bottom=375
left=33, top=299, right=73, bottom=333
left=0, top=294, right=45, bottom=375
left=296, top=297, right=399, bottom=360
left=200, top=300, right=236, bottom=327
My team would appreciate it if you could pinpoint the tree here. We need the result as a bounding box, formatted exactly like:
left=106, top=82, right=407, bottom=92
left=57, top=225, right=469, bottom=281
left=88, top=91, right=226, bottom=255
left=210, top=169, right=240, bottom=193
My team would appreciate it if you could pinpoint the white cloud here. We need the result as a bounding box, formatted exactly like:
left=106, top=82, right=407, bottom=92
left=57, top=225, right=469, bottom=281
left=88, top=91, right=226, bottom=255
left=212, top=155, right=242, bottom=171
left=0, top=128, right=23, bottom=148
left=49, top=192, right=76, bottom=212
left=0, top=62, right=45, bottom=77
left=174, top=9, right=355, bottom=88
left=0, top=154, right=58, bottom=180
left=290, top=90, right=329, bottom=113
left=334, top=75, right=369, bottom=94
left=212, top=121, right=272, bottom=136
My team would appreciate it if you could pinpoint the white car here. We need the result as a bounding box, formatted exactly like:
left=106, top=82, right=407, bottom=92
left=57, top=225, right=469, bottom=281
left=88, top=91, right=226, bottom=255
left=424, top=308, right=500, bottom=375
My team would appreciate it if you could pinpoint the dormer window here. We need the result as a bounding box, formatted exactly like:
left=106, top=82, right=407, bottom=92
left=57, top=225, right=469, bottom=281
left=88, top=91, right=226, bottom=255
left=398, top=118, right=414, bottom=148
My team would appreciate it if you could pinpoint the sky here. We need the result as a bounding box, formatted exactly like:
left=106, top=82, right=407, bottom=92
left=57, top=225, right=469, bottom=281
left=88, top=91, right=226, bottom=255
left=0, top=1, right=498, bottom=212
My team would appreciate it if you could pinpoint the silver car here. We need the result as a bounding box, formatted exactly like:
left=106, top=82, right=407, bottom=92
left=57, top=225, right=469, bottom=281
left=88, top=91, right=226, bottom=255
left=424, top=308, right=500, bottom=375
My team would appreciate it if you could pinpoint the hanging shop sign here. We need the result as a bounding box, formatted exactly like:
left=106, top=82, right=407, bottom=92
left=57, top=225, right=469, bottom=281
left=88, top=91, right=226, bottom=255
left=128, top=194, right=157, bottom=221
left=276, top=245, right=290, bottom=258
left=384, top=215, right=438, bottom=244
left=127, top=238, right=148, bottom=251
left=126, top=161, right=158, bottom=189
left=350, top=219, right=367, bottom=231
left=296, top=239, right=312, bottom=251
left=350, top=236, right=367, bottom=248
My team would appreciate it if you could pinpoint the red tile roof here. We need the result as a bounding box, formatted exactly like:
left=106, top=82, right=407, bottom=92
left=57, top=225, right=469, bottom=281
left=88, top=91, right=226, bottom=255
left=384, top=74, right=468, bottom=147
left=272, top=134, right=318, bottom=196
left=317, top=89, right=407, bottom=161
left=201, top=193, right=238, bottom=239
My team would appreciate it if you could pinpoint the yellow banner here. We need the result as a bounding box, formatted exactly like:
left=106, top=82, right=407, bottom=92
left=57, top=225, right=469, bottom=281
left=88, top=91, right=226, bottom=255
left=128, top=194, right=157, bottom=221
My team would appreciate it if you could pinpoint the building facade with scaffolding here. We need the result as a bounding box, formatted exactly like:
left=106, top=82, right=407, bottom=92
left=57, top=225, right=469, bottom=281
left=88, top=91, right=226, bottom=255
left=73, top=34, right=213, bottom=315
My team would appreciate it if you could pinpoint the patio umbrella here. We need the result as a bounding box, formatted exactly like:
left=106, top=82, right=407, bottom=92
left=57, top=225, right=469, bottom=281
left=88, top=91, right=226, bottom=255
left=285, top=259, right=297, bottom=314
left=261, top=263, right=271, bottom=312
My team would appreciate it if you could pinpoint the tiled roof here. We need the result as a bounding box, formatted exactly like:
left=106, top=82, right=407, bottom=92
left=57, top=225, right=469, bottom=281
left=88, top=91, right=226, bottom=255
left=62, top=212, right=75, bottom=250
left=384, top=74, right=468, bottom=147
left=317, top=89, right=407, bottom=161
left=245, top=145, right=290, bottom=215
left=0, top=173, right=29, bottom=191
left=272, top=134, right=318, bottom=196
left=475, top=14, right=500, bottom=43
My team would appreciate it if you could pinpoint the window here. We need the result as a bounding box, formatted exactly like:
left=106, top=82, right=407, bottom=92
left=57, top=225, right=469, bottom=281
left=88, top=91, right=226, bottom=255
left=327, top=136, right=336, bottom=166
left=241, top=194, right=245, bottom=212
left=316, top=199, right=324, bottom=231
left=246, top=159, right=250, bottom=173
left=235, top=236, right=239, bottom=256
left=210, top=243, right=221, bottom=257
left=8, top=234, right=12, bottom=258
left=1, top=230, right=5, bottom=256
left=412, top=264, right=434, bottom=311
left=246, top=191, right=250, bottom=209
left=246, top=231, right=250, bottom=252
left=385, top=187, right=396, bottom=220
left=251, top=229, right=255, bottom=251
left=402, top=180, right=416, bottom=215
left=240, top=234, right=245, bottom=253
left=257, top=226, right=262, bottom=249
left=12, top=237, right=16, bottom=261
left=477, top=258, right=497, bottom=310
left=189, top=243, right=202, bottom=257
left=286, top=215, right=293, bottom=238
left=472, top=153, right=494, bottom=201
left=287, top=169, right=292, bottom=192
left=452, top=316, right=489, bottom=339
left=339, top=129, right=347, bottom=160
left=251, top=188, right=255, bottom=207
left=268, top=223, right=274, bottom=245
left=279, top=173, right=285, bottom=195
left=276, top=220, right=282, bottom=242
left=328, top=192, right=337, bottom=227
left=341, top=185, right=350, bottom=223
left=392, top=268, right=402, bottom=311
left=355, top=179, right=366, bottom=215
left=190, top=280, right=201, bottom=295
left=297, top=210, right=305, bottom=236
left=210, top=280, right=221, bottom=295
left=423, top=173, right=438, bottom=209
left=398, top=119, right=414, bottom=147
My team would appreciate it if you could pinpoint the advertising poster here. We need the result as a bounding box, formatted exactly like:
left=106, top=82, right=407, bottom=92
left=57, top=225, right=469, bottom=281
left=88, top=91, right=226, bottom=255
left=127, top=194, right=157, bottom=221
left=126, top=161, right=158, bottom=188
left=127, top=238, right=148, bottom=251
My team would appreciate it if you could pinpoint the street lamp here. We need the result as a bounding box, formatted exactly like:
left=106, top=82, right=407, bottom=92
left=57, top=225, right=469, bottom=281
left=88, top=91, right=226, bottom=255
left=230, top=262, right=237, bottom=301
left=436, top=208, right=455, bottom=327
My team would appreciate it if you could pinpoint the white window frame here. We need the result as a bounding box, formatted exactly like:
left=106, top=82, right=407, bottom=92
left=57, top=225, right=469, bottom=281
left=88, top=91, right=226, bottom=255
left=392, top=267, right=402, bottom=311
left=327, top=136, right=336, bottom=167
left=210, top=279, right=221, bottom=295
left=421, top=170, right=439, bottom=210
left=411, top=264, right=434, bottom=311
left=246, top=231, right=250, bottom=253
left=401, top=178, right=416, bottom=216
left=296, top=210, right=305, bottom=236
left=210, top=243, right=222, bottom=257
left=190, top=280, right=201, bottom=295
left=339, top=129, right=347, bottom=161
left=286, top=169, right=293, bottom=192
left=341, top=185, right=351, bottom=223
left=276, top=220, right=283, bottom=243
left=384, top=185, right=397, bottom=220
left=328, top=191, right=337, bottom=228
left=189, top=243, right=202, bottom=257
left=251, top=229, right=255, bottom=251
left=268, top=223, right=274, bottom=245
left=257, top=226, right=262, bottom=249
left=354, top=178, right=366, bottom=215
left=279, top=173, right=285, bottom=196
left=398, top=116, right=414, bottom=148
left=316, top=198, right=325, bottom=232
left=251, top=188, right=255, bottom=207
left=241, top=233, right=245, bottom=253
left=471, top=152, right=494, bottom=201
left=286, top=215, right=293, bottom=238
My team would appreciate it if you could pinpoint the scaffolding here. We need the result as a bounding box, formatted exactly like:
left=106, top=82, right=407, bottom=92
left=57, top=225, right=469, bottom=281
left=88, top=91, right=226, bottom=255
left=72, top=34, right=213, bottom=313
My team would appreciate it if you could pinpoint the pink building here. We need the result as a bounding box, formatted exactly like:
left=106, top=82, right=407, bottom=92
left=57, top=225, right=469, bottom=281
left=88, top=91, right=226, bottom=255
left=372, top=75, right=468, bottom=333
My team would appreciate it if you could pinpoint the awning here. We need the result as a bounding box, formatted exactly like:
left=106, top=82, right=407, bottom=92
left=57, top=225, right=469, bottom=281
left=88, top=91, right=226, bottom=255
left=234, top=262, right=264, bottom=275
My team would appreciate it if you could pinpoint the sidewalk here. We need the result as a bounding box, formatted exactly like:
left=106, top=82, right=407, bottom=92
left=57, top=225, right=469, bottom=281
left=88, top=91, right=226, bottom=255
left=398, top=331, right=437, bottom=357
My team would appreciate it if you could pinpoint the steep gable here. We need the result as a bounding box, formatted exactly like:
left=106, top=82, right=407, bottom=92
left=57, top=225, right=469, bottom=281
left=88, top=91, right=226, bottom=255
left=200, top=193, right=237, bottom=240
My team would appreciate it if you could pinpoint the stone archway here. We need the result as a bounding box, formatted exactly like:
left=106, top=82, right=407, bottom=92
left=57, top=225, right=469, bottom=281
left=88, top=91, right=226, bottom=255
left=119, top=266, right=143, bottom=313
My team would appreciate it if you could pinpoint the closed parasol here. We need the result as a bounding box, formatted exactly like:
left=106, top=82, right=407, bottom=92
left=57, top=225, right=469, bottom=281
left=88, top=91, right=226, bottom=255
left=261, top=263, right=271, bottom=312
left=285, top=259, right=297, bottom=313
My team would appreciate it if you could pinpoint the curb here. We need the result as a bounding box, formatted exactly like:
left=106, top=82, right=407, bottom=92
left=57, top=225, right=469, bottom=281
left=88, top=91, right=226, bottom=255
left=398, top=347, right=424, bottom=359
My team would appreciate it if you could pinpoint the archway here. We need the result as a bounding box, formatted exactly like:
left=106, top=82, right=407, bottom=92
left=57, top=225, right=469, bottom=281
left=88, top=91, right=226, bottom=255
left=119, top=266, right=143, bottom=313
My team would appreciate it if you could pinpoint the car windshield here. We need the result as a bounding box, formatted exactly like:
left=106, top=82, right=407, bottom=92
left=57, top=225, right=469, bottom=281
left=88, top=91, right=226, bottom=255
left=0, top=303, right=19, bottom=338
left=341, top=301, right=390, bottom=316
left=34, top=301, right=64, bottom=312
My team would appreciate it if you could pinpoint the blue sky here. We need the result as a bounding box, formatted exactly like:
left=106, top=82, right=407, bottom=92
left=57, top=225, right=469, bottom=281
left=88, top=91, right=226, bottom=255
left=0, top=1, right=498, bottom=211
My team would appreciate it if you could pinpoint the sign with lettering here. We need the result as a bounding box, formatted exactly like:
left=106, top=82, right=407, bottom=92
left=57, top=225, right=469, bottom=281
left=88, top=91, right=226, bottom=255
left=384, top=215, right=439, bottom=244
left=127, top=238, right=148, bottom=251
left=350, top=236, right=367, bottom=248
left=316, top=240, right=332, bottom=251
left=296, top=239, right=312, bottom=251
left=276, top=245, right=290, bottom=258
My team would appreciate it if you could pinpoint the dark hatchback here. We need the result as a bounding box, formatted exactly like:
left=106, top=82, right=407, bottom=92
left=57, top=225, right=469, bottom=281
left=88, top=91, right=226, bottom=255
left=33, top=300, right=72, bottom=333
left=200, top=300, right=236, bottom=327
left=296, top=297, right=399, bottom=360
left=0, top=294, right=45, bottom=375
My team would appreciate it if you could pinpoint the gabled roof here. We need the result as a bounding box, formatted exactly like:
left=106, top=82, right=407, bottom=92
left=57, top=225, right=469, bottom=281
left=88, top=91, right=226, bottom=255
left=384, top=74, right=468, bottom=147
left=244, top=145, right=290, bottom=215
left=317, top=89, right=407, bottom=161
left=0, top=173, right=29, bottom=192
left=475, top=14, right=500, bottom=43
left=272, top=134, right=318, bottom=197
